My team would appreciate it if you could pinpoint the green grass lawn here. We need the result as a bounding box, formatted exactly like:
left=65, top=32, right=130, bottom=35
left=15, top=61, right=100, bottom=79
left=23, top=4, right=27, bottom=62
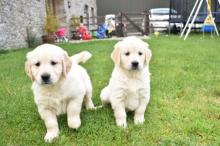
left=0, top=35, right=220, bottom=146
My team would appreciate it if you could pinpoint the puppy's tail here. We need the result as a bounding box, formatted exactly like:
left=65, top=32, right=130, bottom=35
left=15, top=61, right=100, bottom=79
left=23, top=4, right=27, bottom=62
left=70, top=51, right=92, bottom=64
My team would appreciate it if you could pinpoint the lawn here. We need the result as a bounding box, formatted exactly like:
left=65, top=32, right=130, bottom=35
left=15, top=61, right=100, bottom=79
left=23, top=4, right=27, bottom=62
left=0, top=35, right=220, bottom=146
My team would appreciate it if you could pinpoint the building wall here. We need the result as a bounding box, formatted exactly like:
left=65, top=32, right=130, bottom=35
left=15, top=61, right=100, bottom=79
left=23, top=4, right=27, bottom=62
left=0, top=0, right=46, bottom=50
left=97, top=0, right=169, bottom=16
left=64, top=0, right=97, bottom=29
left=0, top=0, right=97, bottom=49
left=51, top=0, right=97, bottom=33
left=64, top=0, right=97, bottom=18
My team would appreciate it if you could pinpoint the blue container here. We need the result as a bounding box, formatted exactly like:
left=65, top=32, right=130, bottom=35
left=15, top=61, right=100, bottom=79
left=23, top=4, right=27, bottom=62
left=202, top=24, right=215, bottom=33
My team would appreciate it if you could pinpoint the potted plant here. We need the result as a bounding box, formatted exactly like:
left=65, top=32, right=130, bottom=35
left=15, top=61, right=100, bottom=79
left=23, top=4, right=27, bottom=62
left=70, top=16, right=81, bottom=40
left=42, top=8, right=59, bottom=43
left=70, top=16, right=80, bottom=31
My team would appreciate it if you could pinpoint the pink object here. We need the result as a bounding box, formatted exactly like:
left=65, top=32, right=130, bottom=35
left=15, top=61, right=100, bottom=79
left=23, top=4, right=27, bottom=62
left=55, top=27, right=67, bottom=37
left=54, top=27, right=68, bottom=42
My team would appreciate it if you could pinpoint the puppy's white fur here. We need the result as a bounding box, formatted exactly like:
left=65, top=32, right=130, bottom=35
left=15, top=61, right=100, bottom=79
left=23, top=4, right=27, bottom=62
left=100, top=36, right=152, bottom=128
left=25, top=44, right=94, bottom=142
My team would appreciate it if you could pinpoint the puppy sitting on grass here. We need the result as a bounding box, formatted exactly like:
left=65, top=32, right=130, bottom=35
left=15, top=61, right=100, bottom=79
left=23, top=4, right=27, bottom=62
left=25, top=44, right=95, bottom=142
left=100, top=36, right=152, bottom=128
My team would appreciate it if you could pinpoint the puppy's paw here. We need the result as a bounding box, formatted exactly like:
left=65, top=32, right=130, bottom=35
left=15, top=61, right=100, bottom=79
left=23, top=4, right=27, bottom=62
left=44, top=130, right=59, bottom=143
left=68, top=117, right=81, bottom=129
left=116, top=118, right=127, bottom=128
left=134, top=115, right=145, bottom=125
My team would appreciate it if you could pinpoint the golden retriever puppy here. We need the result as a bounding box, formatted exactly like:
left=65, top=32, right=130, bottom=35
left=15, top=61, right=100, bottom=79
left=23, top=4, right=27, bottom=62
left=25, top=44, right=95, bottom=142
left=100, top=36, right=152, bottom=128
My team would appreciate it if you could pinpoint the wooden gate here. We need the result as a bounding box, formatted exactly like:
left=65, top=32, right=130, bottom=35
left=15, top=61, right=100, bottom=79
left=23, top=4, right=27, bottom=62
left=118, top=11, right=149, bottom=36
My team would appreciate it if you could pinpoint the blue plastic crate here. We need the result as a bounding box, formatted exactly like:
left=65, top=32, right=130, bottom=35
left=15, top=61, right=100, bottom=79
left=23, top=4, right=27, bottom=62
left=202, top=24, right=215, bottom=33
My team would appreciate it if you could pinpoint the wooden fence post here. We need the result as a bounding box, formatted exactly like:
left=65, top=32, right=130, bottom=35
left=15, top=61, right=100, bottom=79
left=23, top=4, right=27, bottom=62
left=116, top=12, right=124, bottom=37
left=118, top=12, right=123, bottom=24
left=143, top=10, right=149, bottom=35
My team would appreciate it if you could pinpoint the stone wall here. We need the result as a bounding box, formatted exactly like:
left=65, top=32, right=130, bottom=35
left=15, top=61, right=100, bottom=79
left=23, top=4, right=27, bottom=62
left=64, top=0, right=97, bottom=29
left=0, top=0, right=46, bottom=50
left=0, top=0, right=97, bottom=50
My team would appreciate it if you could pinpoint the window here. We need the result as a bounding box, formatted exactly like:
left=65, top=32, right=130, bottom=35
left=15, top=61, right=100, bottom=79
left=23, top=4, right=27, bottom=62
left=80, top=16, right=83, bottom=23
left=84, top=5, right=89, bottom=15
left=91, top=7, right=95, bottom=24
left=84, top=5, right=89, bottom=27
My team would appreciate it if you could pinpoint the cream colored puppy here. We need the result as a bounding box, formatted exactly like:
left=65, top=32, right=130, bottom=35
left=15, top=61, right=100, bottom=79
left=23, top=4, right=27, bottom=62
left=100, top=36, right=152, bottom=128
left=25, top=44, right=95, bottom=142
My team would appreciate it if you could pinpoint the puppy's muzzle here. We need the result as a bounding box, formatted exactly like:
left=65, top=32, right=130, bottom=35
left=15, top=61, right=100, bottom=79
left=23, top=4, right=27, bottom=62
left=41, top=73, right=51, bottom=84
left=131, top=61, right=139, bottom=70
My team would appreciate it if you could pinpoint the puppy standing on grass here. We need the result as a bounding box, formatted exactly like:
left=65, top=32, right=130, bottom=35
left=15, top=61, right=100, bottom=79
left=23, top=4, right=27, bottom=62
left=100, top=36, right=152, bottom=128
left=25, top=44, right=95, bottom=142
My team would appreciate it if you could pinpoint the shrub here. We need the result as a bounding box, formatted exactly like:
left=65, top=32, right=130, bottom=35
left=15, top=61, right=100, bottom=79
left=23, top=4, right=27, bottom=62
left=44, top=8, right=59, bottom=35
left=26, top=27, right=41, bottom=48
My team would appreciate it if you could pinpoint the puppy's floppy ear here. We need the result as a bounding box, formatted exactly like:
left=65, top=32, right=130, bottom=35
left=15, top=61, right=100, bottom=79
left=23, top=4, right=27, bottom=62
left=111, top=41, right=122, bottom=66
left=62, top=51, right=72, bottom=77
left=25, top=53, right=34, bottom=81
left=144, top=43, right=152, bottom=65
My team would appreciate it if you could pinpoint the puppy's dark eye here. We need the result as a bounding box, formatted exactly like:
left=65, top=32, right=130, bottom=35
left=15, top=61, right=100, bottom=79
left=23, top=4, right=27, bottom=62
left=51, top=61, right=57, bottom=66
left=35, top=62, right=40, bottom=67
left=125, top=52, right=130, bottom=56
left=138, top=52, right=143, bottom=56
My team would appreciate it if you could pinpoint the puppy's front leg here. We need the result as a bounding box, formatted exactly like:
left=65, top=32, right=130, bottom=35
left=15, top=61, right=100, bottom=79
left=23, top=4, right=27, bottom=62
left=38, top=109, right=59, bottom=143
left=113, top=103, right=127, bottom=128
left=111, top=91, right=127, bottom=128
left=134, top=89, right=150, bottom=125
left=67, top=97, right=83, bottom=129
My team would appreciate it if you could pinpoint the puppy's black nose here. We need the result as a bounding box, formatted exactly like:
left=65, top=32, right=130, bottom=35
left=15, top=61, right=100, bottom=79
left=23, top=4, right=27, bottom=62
left=131, top=61, right=139, bottom=69
left=41, top=74, right=50, bottom=83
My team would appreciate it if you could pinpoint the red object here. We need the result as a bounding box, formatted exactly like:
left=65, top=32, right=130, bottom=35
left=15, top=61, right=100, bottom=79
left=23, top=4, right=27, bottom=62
left=77, top=25, right=91, bottom=40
